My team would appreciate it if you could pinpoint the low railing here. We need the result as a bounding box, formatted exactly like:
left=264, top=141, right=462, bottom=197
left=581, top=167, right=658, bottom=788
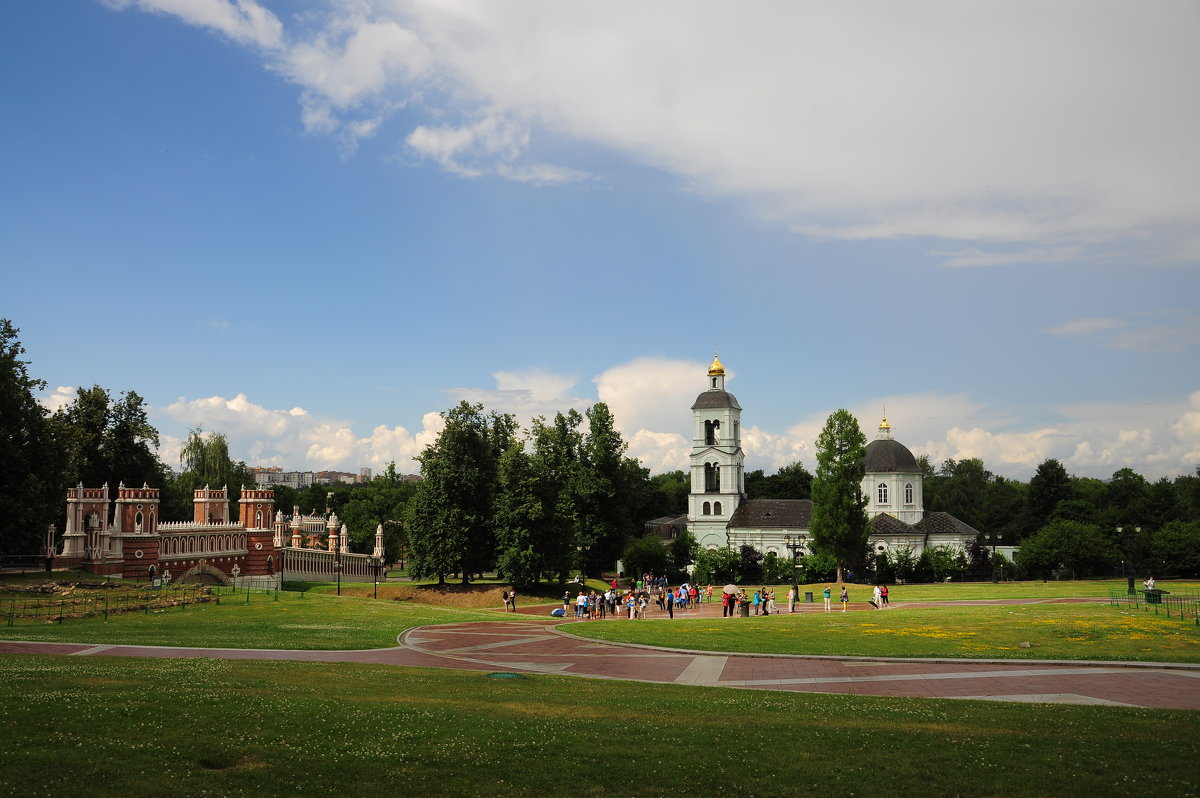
left=1108, top=587, right=1200, bottom=624
left=3, top=585, right=215, bottom=625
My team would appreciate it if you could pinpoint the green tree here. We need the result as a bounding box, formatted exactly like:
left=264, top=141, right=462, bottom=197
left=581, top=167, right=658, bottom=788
left=405, top=402, right=514, bottom=584
left=810, top=409, right=869, bottom=581
left=162, top=428, right=255, bottom=522
left=1025, top=459, right=1072, bottom=537
left=575, top=403, right=638, bottom=576
left=493, top=441, right=546, bottom=588
left=641, top=470, right=689, bottom=518
left=1016, top=520, right=1118, bottom=578
left=527, top=410, right=584, bottom=582
left=746, top=461, right=813, bottom=500
left=0, top=320, right=64, bottom=555
left=1149, top=520, right=1200, bottom=576
left=54, top=386, right=165, bottom=493
left=621, top=533, right=668, bottom=579
left=670, top=529, right=698, bottom=574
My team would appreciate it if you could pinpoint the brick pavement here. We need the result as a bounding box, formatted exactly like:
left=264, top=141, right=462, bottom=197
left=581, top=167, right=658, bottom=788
left=4, top=595, right=1198, bottom=709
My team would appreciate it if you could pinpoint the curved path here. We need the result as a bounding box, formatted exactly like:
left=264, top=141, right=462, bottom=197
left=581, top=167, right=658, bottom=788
left=3, top=599, right=1198, bottom=710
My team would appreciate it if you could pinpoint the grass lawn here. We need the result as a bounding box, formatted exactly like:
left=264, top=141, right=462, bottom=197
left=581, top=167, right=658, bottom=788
left=0, top=589, right=531, bottom=650
left=745, top=578, right=1200, bottom=602
left=1, top=655, right=1196, bottom=798
left=566, top=603, right=1200, bottom=662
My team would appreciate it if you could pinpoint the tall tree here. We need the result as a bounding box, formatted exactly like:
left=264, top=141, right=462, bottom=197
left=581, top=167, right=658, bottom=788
left=0, top=320, right=63, bottom=555
left=493, top=441, right=546, bottom=588
left=162, top=427, right=254, bottom=521
left=55, top=387, right=164, bottom=491
left=1025, top=458, right=1072, bottom=537
left=809, top=409, right=869, bottom=582
left=405, top=402, right=513, bottom=584
left=527, top=410, right=584, bottom=582
left=576, top=402, right=638, bottom=576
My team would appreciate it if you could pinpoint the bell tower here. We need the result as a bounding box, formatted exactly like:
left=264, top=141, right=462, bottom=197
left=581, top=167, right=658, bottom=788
left=687, top=355, right=745, bottom=550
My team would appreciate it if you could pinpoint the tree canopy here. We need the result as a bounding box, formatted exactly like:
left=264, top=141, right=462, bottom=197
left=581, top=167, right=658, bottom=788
left=809, top=409, right=869, bottom=581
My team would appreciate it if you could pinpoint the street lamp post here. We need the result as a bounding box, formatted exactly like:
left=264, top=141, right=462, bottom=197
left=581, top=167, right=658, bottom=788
left=335, top=549, right=343, bottom=596
left=784, top=535, right=804, bottom=611
left=1119, top=526, right=1141, bottom=595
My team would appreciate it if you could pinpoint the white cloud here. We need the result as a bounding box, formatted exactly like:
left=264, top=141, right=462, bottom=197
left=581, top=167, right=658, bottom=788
left=152, top=373, right=1200, bottom=484
left=105, top=0, right=283, bottom=49
left=931, top=246, right=1084, bottom=269
left=159, top=393, right=442, bottom=474
left=1042, top=317, right=1128, bottom=337
left=1041, top=313, right=1200, bottom=353
left=594, top=357, right=706, bottom=439
left=110, top=1, right=1200, bottom=253
left=40, top=386, right=78, bottom=414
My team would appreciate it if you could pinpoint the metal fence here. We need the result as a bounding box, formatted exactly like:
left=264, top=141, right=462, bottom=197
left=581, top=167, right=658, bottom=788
left=3, top=585, right=215, bottom=625
left=1108, top=587, right=1200, bottom=624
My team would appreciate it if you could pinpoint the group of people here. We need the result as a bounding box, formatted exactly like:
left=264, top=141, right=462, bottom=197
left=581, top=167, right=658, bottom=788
left=818, top=584, right=890, bottom=612
left=544, top=576, right=898, bottom=619
left=563, top=575, right=717, bottom=621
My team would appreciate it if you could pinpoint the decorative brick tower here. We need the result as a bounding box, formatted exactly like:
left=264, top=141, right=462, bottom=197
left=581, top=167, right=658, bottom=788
left=113, top=482, right=160, bottom=535
left=240, top=486, right=277, bottom=577
left=194, top=485, right=230, bottom=525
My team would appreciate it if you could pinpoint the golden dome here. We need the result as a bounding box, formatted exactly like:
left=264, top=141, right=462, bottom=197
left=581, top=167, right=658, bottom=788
left=879, top=416, right=891, bottom=430
left=708, top=355, right=725, bottom=376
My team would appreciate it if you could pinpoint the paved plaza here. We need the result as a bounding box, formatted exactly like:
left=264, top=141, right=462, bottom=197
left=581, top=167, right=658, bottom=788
left=2, top=596, right=1198, bottom=710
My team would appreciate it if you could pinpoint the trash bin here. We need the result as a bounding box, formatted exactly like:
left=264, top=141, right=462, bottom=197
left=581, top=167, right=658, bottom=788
left=804, top=591, right=814, bottom=603
left=739, top=600, right=750, bottom=617
left=1143, top=589, right=1169, bottom=605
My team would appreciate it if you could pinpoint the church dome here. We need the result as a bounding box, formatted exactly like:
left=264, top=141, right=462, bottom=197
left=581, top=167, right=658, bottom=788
left=863, top=438, right=921, bottom=473
left=708, top=355, right=725, bottom=376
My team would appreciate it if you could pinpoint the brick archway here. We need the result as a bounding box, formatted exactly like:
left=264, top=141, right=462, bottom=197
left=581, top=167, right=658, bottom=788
left=176, top=563, right=230, bottom=586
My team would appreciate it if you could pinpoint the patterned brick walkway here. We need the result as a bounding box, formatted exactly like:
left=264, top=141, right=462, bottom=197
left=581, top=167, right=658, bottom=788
left=3, top=598, right=1198, bottom=709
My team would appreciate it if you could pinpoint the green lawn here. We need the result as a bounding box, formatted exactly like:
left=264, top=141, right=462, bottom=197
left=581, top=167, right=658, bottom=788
left=0, top=589, right=531, bottom=650
left=751, top=578, right=1200, bottom=601
left=1, top=655, right=1195, bottom=798
left=566, top=603, right=1200, bottom=662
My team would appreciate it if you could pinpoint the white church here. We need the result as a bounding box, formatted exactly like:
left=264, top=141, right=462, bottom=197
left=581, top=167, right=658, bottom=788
left=686, top=356, right=981, bottom=561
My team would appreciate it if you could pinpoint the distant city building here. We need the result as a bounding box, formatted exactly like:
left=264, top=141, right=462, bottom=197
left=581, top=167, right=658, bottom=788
left=251, top=467, right=419, bottom=489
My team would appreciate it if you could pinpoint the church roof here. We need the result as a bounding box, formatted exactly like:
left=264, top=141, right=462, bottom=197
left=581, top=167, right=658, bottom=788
left=728, top=499, right=811, bottom=528
left=912, top=512, right=982, bottom=537
left=691, top=389, right=742, bottom=410
left=869, top=513, right=921, bottom=535
left=863, top=438, right=921, bottom=473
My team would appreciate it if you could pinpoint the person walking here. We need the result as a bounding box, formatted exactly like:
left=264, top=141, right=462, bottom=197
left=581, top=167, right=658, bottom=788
left=840, top=585, right=849, bottom=612
left=823, top=585, right=832, bottom=612
left=881, top=584, right=889, bottom=607
left=872, top=584, right=882, bottom=609
left=768, top=589, right=776, bottom=615
left=666, top=588, right=674, bottom=619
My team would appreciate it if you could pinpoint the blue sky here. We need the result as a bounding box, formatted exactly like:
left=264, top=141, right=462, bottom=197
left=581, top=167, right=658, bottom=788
left=4, top=1, right=1198, bottom=480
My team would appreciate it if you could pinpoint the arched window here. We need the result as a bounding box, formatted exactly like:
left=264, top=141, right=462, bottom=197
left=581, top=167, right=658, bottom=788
left=713, top=501, right=722, bottom=515
left=877, top=483, right=888, bottom=504
left=904, top=483, right=914, bottom=504
left=148, top=511, right=155, bottom=534
left=704, top=420, right=720, bottom=446
left=702, top=501, right=711, bottom=516
left=135, top=511, right=143, bottom=533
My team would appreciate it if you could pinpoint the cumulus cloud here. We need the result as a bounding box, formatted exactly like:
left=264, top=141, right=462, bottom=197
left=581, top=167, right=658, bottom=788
left=160, top=393, right=442, bottom=474
left=150, top=370, right=1200, bottom=483
left=107, top=1, right=1200, bottom=254
left=40, top=386, right=78, bottom=414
